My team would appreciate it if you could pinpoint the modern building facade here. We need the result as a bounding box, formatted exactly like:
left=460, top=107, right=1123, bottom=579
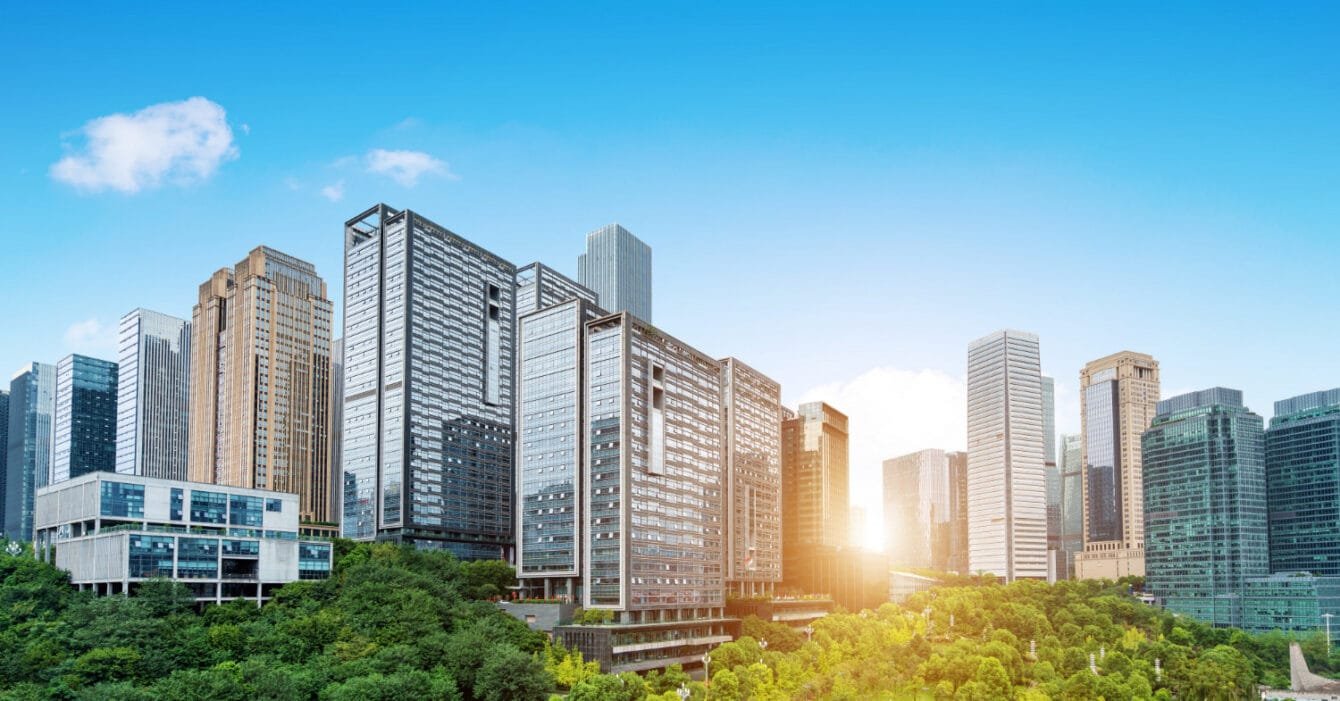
left=1242, top=573, right=1340, bottom=644
left=342, top=205, right=513, bottom=557
left=782, top=402, right=850, bottom=592
left=50, top=355, right=118, bottom=485
left=720, top=357, right=783, bottom=595
left=116, top=309, right=191, bottom=481
left=33, top=472, right=332, bottom=602
left=5, top=363, right=55, bottom=543
left=1042, top=376, right=1061, bottom=582
left=189, top=246, right=335, bottom=526
left=0, top=390, right=7, bottom=533
left=577, top=223, right=652, bottom=321
left=965, top=329, right=1047, bottom=581
left=1143, top=388, right=1268, bottom=628
left=1058, top=433, right=1083, bottom=579
left=516, top=293, right=603, bottom=600
left=553, top=311, right=734, bottom=673
left=1266, top=389, right=1340, bottom=576
left=517, top=261, right=599, bottom=315
left=946, top=451, right=969, bottom=574
left=1076, top=351, right=1159, bottom=580
left=883, top=449, right=955, bottom=571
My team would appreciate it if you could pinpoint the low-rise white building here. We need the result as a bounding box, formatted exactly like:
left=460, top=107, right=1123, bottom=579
left=34, top=472, right=332, bottom=603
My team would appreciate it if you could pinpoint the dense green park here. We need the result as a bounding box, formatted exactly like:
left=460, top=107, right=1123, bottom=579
left=0, top=541, right=1326, bottom=700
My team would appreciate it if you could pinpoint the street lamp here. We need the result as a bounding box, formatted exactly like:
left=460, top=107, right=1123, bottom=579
left=677, top=683, right=691, bottom=701
left=703, top=653, right=712, bottom=680
left=1324, top=613, right=1335, bottom=654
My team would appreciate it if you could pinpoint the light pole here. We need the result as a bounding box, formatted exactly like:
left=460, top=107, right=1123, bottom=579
left=703, top=653, right=712, bottom=680
left=1324, top=613, right=1335, bottom=655
left=803, top=625, right=813, bottom=642
left=677, top=683, right=691, bottom=701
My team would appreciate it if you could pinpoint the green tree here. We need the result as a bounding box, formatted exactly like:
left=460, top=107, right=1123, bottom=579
left=472, top=644, right=552, bottom=701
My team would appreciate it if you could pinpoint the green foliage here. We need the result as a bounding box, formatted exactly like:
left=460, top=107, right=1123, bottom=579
left=574, top=607, right=615, bottom=625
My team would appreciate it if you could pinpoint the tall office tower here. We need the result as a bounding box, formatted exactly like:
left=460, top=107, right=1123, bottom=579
left=0, top=390, right=8, bottom=532
left=884, top=449, right=955, bottom=571
left=946, top=451, right=969, bottom=574
left=5, top=364, right=55, bottom=542
left=327, top=338, right=343, bottom=527
left=783, top=402, right=850, bottom=552
left=1058, top=433, right=1083, bottom=579
left=1143, top=388, right=1268, bottom=628
left=1041, top=376, right=1060, bottom=582
left=965, top=330, right=1047, bottom=581
left=516, top=262, right=599, bottom=314
left=584, top=312, right=724, bottom=612
left=188, top=246, right=334, bottom=525
left=342, top=205, right=513, bottom=557
left=577, top=223, right=652, bottom=321
left=1075, top=351, right=1159, bottom=580
left=721, top=357, right=783, bottom=596
left=50, top=355, right=118, bottom=485
left=116, top=309, right=191, bottom=480
left=1265, top=389, right=1340, bottom=575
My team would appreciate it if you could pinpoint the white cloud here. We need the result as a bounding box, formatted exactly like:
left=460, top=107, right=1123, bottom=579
left=50, top=97, right=238, bottom=193
left=798, top=366, right=967, bottom=549
left=320, top=180, right=346, bottom=202
left=63, top=318, right=118, bottom=357
left=365, top=148, right=453, bottom=186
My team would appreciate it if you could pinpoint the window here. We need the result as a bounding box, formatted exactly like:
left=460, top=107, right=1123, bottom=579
left=265, top=498, right=283, bottom=513
left=191, top=491, right=227, bottom=524
left=170, top=488, right=184, bottom=521
left=299, top=542, right=332, bottom=580
left=177, top=538, right=219, bottom=579
left=128, top=535, right=174, bottom=577
left=229, top=495, right=263, bottom=527
left=101, top=482, right=145, bottom=518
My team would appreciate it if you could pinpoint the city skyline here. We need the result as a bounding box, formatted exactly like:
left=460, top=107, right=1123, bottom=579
left=4, top=4, right=1340, bottom=551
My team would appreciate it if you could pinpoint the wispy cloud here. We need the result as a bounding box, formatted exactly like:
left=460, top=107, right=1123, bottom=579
left=320, top=180, right=346, bottom=202
left=365, top=148, right=453, bottom=186
left=63, top=318, right=118, bottom=357
left=50, top=97, right=238, bottom=194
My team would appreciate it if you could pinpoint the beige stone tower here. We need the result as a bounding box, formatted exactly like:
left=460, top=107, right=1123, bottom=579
left=1074, top=350, right=1159, bottom=579
left=187, top=246, right=334, bottom=525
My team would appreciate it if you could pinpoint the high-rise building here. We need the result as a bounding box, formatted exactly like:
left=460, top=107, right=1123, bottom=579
left=1075, top=351, right=1159, bottom=580
left=0, top=390, right=8, bottom=533
left=116, top=309, right=191, bottom=480
left=5, top=363, right=55, bottom=542
left=1058, top=433, right=1083, bottom=579
left=188, top=246, right=334, bottom=525
left=50, top=355, right=118, bottom=485
left=720, top=357, right=783, bottom=596
left=552, top=311, right=735, bottom=673
left=966, top=330, right=1047, bottom=581
left=326, top=338, right=344, bottom=529
left=1042, top=376, right=1060, bottom=582
left=884, top=449, right=956, bottom=571
left=946, top=451, right=969, bottom=574
left=783, top=402, right=849, bottom=556
left=1265, top=389, right=1340, bottom=575
left=1143, top=388, right=1267, bottom=628
left=577, top=223, right=652, bottom=321
left=342, top=205, right=513, bottom=557
left=516, top=262, right=599, bottom=315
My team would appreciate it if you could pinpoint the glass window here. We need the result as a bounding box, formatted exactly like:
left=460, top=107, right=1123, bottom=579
left=191, top=491, right=227, bottom=524
left=299, top=542, right=332, bottom=580
left=177, top=538, right=219, bottom=579
left=101, top=482, right=145, bottom=518
left=222, top=539, right=260, bottom=556
left=265, top=498, right=283, bottom=513
left=128, top=535, right=174, bottom=578
left=170, top=488, right=184, bottom=521
left=229, top=495, right=263, bottom=527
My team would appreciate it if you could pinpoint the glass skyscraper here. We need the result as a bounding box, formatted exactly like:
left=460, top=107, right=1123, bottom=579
left=721, top=357, right=783, bottom=596
left=1059, top=433, right=1083, bottom=579
left=577, top=223, right=652, bottom=321
left=51, top=355, right=118, bottom=485
left=1143, top=387, right=1267, bottom=628
left=342, top=204, right=515, bottom=557
left=883, top=449, right=954, bottom=571
left=947, top=451, right=969, bottom=574
left=116, top=309, right=191, bottom=480
left=966, top=329, right=1047, bottom=581
left=5, top=363, right=55, bottom=542
left=1265, top=389, right=1340, bottom=575
left=0, top=389, right=7, bottom=533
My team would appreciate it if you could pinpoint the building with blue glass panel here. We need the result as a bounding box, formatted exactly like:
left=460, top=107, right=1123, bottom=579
left=51, top=354, right=118, bottom=484
left=1142, top=387, right=1268, bottom=628
left=34, top=472, right=331, bottom=602
left=1266, top=389, right=1340, bottom=576
left=5, top=363, right=55, bottom=543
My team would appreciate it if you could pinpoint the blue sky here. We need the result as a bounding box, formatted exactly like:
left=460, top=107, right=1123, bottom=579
left=3, top=3, right=1337, bottom=538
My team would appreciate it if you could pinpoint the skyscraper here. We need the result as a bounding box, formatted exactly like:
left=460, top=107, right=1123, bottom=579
left=0, top=390, right=8, bottom=533
left=5, top=363, right=55, bottom=542
left=342, top=205, right=513, bottom=556
left=782, top=401, right=850, bottom=556
left=1058, top=433, right=1083, bottom=579
left=946, top=451, right=969, bottom=574
left=50, top=355, right=118, bottom=485
left=1042, top=376, right=1060, bottom=582
left=188, top=246, right=334, bottom=525
left=883, top=449, right=955, bottom=571
left=327, top=337, right=344, bottom=529
left=1075, top=351, right=1159, bottom=579
left=720, top=357, right=783, bottom=596
left=966, top=330, right=1047, bottom=581
left=1265, top=389, right=1340, bottom=575
left=577, top=223, right=652, bottom=321
left=116, top=309, right=191, bottom=480
left=1143, top=388, right=1267, bottom=628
